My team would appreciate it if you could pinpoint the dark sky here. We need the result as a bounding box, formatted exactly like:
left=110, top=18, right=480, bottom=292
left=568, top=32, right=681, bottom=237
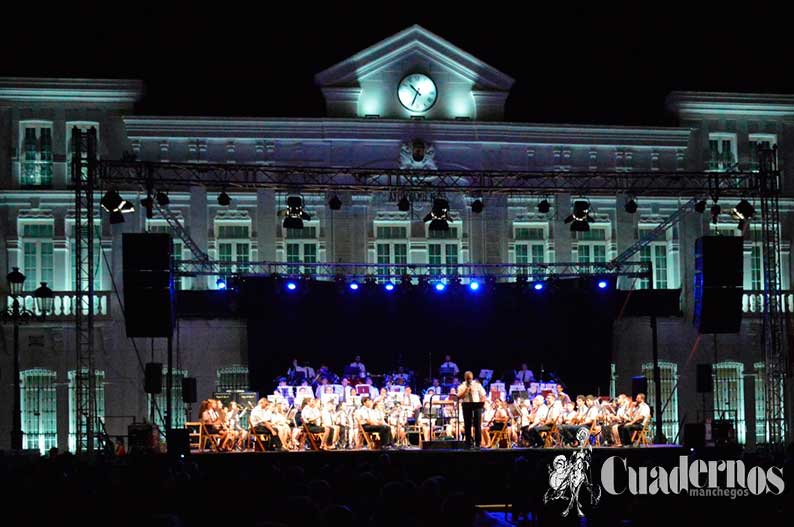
left=3, top=4, right=792, bottom=126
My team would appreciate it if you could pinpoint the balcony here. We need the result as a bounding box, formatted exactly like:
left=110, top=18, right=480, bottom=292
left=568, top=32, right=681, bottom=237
left=742, top=291, right=794, bottom=314
left=3, top=291, right=111, bottom=319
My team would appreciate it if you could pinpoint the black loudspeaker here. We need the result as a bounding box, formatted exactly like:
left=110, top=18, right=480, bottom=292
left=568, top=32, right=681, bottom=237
left=182, top=377, right=197, bottom=404
left=123, top=233, right=174, bottom=338
left=631, top=376, right=648, bottom=398
left=696, top=364, right=713, bottom=393
left=145, top=362, right=163, bottom=394
left=128, top=422, right=159, bottom=453
left=167, top=428, right=190, bottom=458
left=712, top=420, right=736, bottom=446
left=693, top=236, right=743, bottom=334
left=683, top=423, right=706, bottom=449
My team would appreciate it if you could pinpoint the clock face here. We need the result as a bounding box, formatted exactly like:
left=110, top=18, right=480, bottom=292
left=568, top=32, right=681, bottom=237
left=397, top=73, right=438, bottom=113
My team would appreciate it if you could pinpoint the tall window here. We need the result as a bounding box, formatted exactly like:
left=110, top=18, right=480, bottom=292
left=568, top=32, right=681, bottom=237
left=68, top=369, right=105, bottom=452
left=285, top=224, right=318, bottom=275
left=217, top=366, right=249, bottom=392
left=147, top=367, right=187, bottom=430
left=20, top=122, right=53, bottom=187
left=713, top=361, right=745, bottom=444
left=21, top=369, right=57, bottom=454
left=575, top=227, right=608, bottom=264
left=513, top=225, right=547, bottom=277
left=707, top=133, right=737, bottom=171
left=637, top=228, right=668, bottom=289
left=375, top=224, right=409, bottom=280
left=147, top=223, right=186, bottom=290
left=20, top=223, right=54, bottom=291
left=642, top=362, right=679, bottom=442
left=753, top=362, right=785, bottom=444
left=748, top=134, right=776, bottom=172
left=67, top=122, right=100, bottom=182
left=610, top=363, right=617, bottom=399
left=216, top=223, right=250, bottom=287
left=427, top=225, right=460, bottom=278
left=70, top=224, right=103, bottom=291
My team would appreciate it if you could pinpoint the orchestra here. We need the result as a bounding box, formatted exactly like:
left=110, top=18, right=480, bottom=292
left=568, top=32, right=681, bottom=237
left=191, top=357, right=656, bottom=452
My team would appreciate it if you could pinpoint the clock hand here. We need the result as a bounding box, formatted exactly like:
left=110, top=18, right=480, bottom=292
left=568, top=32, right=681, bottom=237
left=411, top=91, right=419, bottom=105
left=409, top=83, right=421, bottom=95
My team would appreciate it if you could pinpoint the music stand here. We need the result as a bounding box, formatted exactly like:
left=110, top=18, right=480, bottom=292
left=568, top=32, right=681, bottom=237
left=478, top=369, right=493, bottom=384
left=343, top=366, right=361, bottom=379
left=439, top=367, right=455, bottom=385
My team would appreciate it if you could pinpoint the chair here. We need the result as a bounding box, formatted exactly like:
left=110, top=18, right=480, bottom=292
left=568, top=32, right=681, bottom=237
left=356, top=416, right=381, bottom=450
left=248, top=424, right=271, bottom=452
left=199, top=422, right=223, bottom=452
left=588, top=420, right=602, bottom=447
left=542, top=422, right=562, bottom=448
left=302, top=422, right=324, bottom=451
left=631, top=421, right=651, bottom=447
left=186, top=422, right=202, bottom=451
left=488, top=423, right=512, bottom=448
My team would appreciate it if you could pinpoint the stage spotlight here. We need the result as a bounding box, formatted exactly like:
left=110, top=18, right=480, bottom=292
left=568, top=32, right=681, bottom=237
left=286, top=281, right=297, bottom=291
left=597, top=280, right=608, bottom=289
left=283, top=196, right=311, bottom=229
left=731, top=199, right=755, bottom=229
left=349, top=281, right=359, bottom=291
left=694, top=200, right=707, bottom=213
left=471, top=199, right=484, bottom=214
left=217, top=191, right=231, bottom=206
left=216, top=278, right=227, bottom=290
left=625, top=198, right=638, bottom=214
left=101, top=190, right=123, bottom=212
left=329, top=195, right=342, bottom=211
left=141, top=195, right=154, bottom=219
left=533, top=282, right=544, bottom=291
left=469, top=281, right=480, bottom=291
left=384, top=282, right=395, bottom=292
left=109, top=210, right=124, bottom=224
left=434, top=282, right=446, bottom=292
left=564, top=200, right=594, bottom=232
left=537, top=199, right=550, bottom=214
left=155, top=192, right=170, bottom=206
left=398, top=196, right=411, bottom=212
left=423, top=198, right=451, bottom=231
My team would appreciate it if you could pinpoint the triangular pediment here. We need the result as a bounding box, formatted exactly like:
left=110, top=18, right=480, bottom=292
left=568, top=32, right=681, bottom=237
left=315, top=24, right=514, bottom=91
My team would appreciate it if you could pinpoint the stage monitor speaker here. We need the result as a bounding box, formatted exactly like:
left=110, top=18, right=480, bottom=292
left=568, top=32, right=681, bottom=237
left=683, top=423, right=705, bottom=449
left=182, top=377, right=197, bottom=404
left=145, top=362, right=162, bottom=394
left=712, top=420, right=736, bottom=446
left=422, top=440, right=466, bottom=450
left=631, top=376, right=648, bottom=398
left=123, top=233, right=174, bottom=338
left=693, top=236, right=743, bottom=334
left=696, top=364, right=713, bottom=393
left=167, top=428, right=190, bottom=458
left=128, top=422, right=160, bottom=453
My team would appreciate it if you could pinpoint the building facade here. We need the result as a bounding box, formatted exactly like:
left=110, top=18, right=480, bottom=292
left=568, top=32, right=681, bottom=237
left=1, top=25, right=792, bottom=451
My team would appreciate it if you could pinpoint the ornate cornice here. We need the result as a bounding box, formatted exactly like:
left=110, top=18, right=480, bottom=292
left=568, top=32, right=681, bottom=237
left=0, top=77, right=143, bottom=104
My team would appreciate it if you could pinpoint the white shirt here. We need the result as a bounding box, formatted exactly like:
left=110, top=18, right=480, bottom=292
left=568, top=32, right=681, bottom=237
left=533, top=404, right=549, bottom=426
left=440, top=361, right=460, bottom=376
left=249, top=406, right=268, bottom=427
left=457, top=380, right=486, bottom=403
left=516, top=369, right=534, bottom=383
left=301, top=406, right=321, bottom=425
left=402, top=393, right=421, bottom=411
left=349, top=361, right=366, bottom=378
left=636, top=402, right=651, bottom=424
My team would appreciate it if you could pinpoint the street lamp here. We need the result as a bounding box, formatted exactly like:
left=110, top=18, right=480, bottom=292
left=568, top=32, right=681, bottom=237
left=1, top=268, right=53, bottom=450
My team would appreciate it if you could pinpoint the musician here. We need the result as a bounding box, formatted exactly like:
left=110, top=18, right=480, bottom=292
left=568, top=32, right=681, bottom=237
left=288, top=359, right=313, bottom=384
left=349, top=355, right=367, bottom=379
left=340, top=377, right=355, bottom=402
left=390, top=366, right=411, bottom=385
left=226, top=401, right=248, bottom=450
left=609, top=394, right=629, bottom=446
left=333, top=403, right=351, bottom=449
left=517, top=398, right=533, bottom=446
left=555, top=384, right=572, bottom=406
left=619, top=393, right=650, bottom=446
left=314, top=376, right=331, bottom=399
left=440, top=355, right=460, bottom=378
left=457, top=371, right=487, bottom=449
left=321, top=401, right=338, bottom=449
left=302, top=398, right=331, bottom=448
left=528, top=394, right=561, bottom=447
left=515, top=363, right=535, bottom=385
left=424, top=378, right=443, bottom=396
left=200, top=399, right=228, bottom=445
left=419, top=389, right=439, bottom=442
left=356, top=397, right=393, bottom=447
left=401, top=386, right=421, bottom=413
left=580, top=395, right=601, bottom=443
left=270, top=402, right=293, bottom=450
left=363, top=377, right=379, bottom=399
left=558, top=401, right=581, bottom=445
left=525, top=395, right=546, bottom=446
left=250, top=398, right=282, bottom=450
left=486, top=399, right=511, bottom=447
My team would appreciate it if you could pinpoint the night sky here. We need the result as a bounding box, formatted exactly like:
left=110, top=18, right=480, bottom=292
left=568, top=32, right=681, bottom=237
left=3, top=5, right=792, bottom=126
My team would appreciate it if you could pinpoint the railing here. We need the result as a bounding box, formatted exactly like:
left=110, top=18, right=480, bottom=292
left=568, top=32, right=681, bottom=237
left=742, top=291, right=794, bottom=314
left=3, top=291, right=111, bottom=318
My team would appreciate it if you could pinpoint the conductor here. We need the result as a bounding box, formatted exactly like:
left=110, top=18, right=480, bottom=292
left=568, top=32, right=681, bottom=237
left=457, top=371, right=487, bottom=449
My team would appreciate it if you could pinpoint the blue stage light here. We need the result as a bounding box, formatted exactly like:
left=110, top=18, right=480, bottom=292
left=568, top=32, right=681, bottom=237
left=533, top=282, right=544, bottom=291
left=349, top=282, right=359, bottom=291
left=384, top=282, right=395, bottom=292
left=597, top=280, right=608, bottom=289
left=469, top=281, right=480, bottom=291
left=435, top=282, right=446, bottom=292
left=286, top=281, right=297, bottom=291
left=216, top=278, right=227, bottom=290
